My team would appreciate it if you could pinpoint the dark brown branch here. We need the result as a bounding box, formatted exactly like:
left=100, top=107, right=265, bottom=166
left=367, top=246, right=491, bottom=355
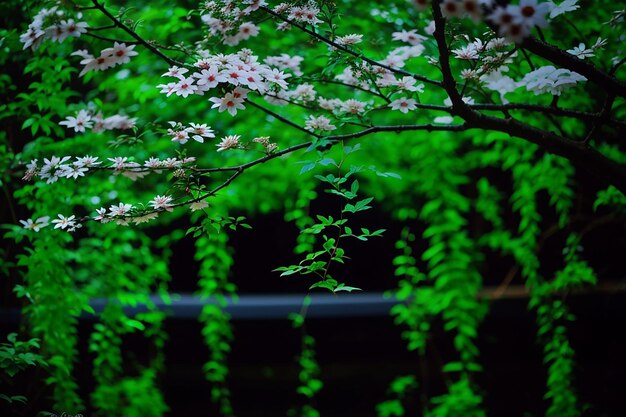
left=471, top=103, right=626, bottom=129
left=467, top=113, right=626, bottom=194
left=91, top=0, right=180, bottom=67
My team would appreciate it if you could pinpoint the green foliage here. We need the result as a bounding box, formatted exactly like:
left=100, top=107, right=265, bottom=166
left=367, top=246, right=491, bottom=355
left=276, top=143, right=385, bottom=292
left=3, top=0, right=626, bottom=416
left=196, top=230, right=236, bottom=416
left=289, top=302, right=322, bottom=417
left=376, top=375, right=417, bottom=417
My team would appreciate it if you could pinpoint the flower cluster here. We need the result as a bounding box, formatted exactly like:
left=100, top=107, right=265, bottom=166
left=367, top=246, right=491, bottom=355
left=435, top=0, right=578, bottom=43
left=59, top=109, right=137, bottom=133
left=520, top=65, right=587, bottom=96
left=157, top=49, right=301, bottom=116
left=275, top=1, right=324, bottom=28
left=20, top=6, right=88, bottom=50
left=22, top=155, right=197, bottom=184
left=167, top=121, right=215, bottom=144
left=71, top=42, right=138, bottom=77
left=201, top=0, right=265, bottom=46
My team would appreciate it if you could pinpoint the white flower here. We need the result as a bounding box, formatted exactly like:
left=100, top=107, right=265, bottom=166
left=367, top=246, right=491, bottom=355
left=392, top=30, right=427, bottom=46
left=194, top=67, right=227, bottom=90
left=59, top=110, right=93, bottom=132
left=549, top=0, right=578, bottom=18
left=389, top=97, right=417, bottom=113
left=101, top=42, right=138, bottom=66
left=318, top=97, right=342, bottom=110
left=108, top=203, right=134, bottom=217
left=209, top=92, right=246, bottom=116
left=162, top=66, right=189, bottom=79
left=19, top=216, right=50, bottom=232
left=169, top=129, right=190, bottom=144
left=305, top=115, right=336, bottom=131
left=185, top=123, right=215, bottom=143
left=52, top=214, right=77, bottom=230
left=172, top=77, right=198, bottom=98
left=340, top=99, right=367, bottom=115
left=452, top=44, right=480, bottom=60
left=78, top=53, right=115, bottom=77
left=20, top=24, right=45, bottom=50
left=60, top=164, right=89, bottom=179
left=149, top=195, right=174, bottom=212
left=336, top=34, right=363, bottom=45
left=567, top=43, right=594, bottom=59
left=395, top=76, right=424, bottom=92
left=94, top=208, right=111, bottom=223
left=216, top=135, right=241, bottom=151
left=441, top=0, right=463, bottom=18
left=74, top=155, right=100, bottom=168
left=264, top=68, right=291, bottom=90
left=518, top=0, right=552, bottom=28
left=520, top=65, right=586, bottom=96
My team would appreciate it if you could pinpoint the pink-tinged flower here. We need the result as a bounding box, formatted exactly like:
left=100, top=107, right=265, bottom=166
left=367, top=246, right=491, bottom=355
left=242, top=0, right=268, bottom=14
left=216, top=135, right=241, bottom=151
left=238, top=22, right=260, bottom=40
left=336, top=34, right=363, bottom=45
left=305, top=115, right=336, bottom=131
left=395, top=76, right=424, bottom=92
left=108, top=203, right=134, bottom=217
left=52, top=214, right=77, bottom=230
left=107, top=157, right=140, bottom=171
left=149, top=195, right=174, bottom=212
left=239, top=70, right=266, bottom=92
left=194, top=67, right=227, bottom=90
left=75, top=156, right=101, bottom=167
left=209, top=93, right=246, bottom=116
left=318, top=97, right=342, bottom=110
left=341, top=99, right=367, bottom=115
left=392, top=30, right=427, bottom=46
left=452, top=44, right=480, bottom=60
left=22, top=159, right=38, bottom=181
left=157, top=82, right=178, bottom=96
left=518, top=0, right=552, bottom=28
left=264, top=68, right=291, bottom=89
left=185, top=123, right=215, bottom=143
left=190, top=200, right=209, bottom=211
left=79, top=53, right=115, bottom=77
left=162, top=66, right=189, bottom=79
left=144, top=157, right=163, bottom=171
left=441, top=0, right=463, bottom=18
left=101, top=42, right=138, bottom=65
left=62, top=20, right=88, bottom=40
left=231, top=86, right=250, bottom=100
left=172, top=77, right=198, bottom=98
left=20, top=216, right=50, bottom=232
left=94, top=208, right=112, bottom=223
left=169, top=129, right=190, bottom=145
left=59, top=110, right=93, bottom=132
left=20, top=24, right=45, bottom=50
left=460, top=0, right=484, bottom=22
left=389, top=97, right=417, bottom=113
left=51, top=20, right=88, bottom=43
left=60, top=164, right=89, bottom=179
